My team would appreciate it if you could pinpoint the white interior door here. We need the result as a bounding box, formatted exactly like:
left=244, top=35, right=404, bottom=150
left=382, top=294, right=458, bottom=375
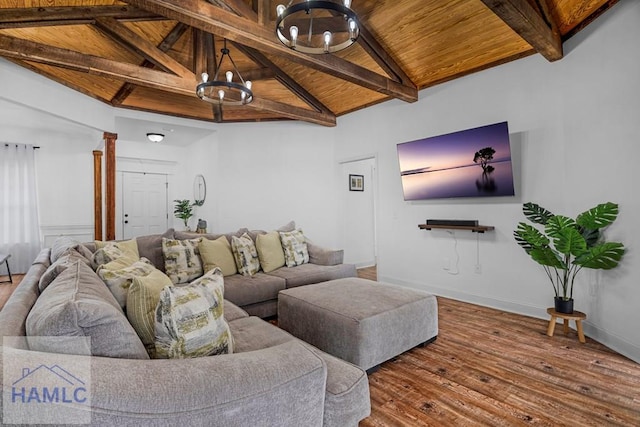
left=341, top=157, right=377, bottom=267
left=122, top=172, right=168, bottom=239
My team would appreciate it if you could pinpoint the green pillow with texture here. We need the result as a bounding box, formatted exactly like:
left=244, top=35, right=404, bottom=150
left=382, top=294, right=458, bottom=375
left=199, top=236, right=238, bottom=276
left=162, top=237, right=204, bottom=284
left=231, top=233, right=261, bottom=276
left=256, top=231, right=286, bottom=273
left=279, top=229, right=309, bottom=267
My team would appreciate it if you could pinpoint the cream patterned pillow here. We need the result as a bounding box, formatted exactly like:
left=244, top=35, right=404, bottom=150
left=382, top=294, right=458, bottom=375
left=154, top=268, right=233, bottom=359
left=97, top=258, right=156, bottom=309
left=95, top=239, right=139, bottom=258
left=92, top=244, right=126, bottom=270
left=279, top=229, right=309, bottom=267
left=231, top=233, right=261, bottom=276
left=126, top=269, right=173, bottom=356
left=162, top=237, right=204, bottom=284
left=199, top=236, right=238, bottom=276
left=256, top=231, right=286, bottom=273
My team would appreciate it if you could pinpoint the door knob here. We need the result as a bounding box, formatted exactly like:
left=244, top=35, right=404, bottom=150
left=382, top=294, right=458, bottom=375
left=124, top=220, right=129, bottom=224
left=125, top=214, right=129, bottom=218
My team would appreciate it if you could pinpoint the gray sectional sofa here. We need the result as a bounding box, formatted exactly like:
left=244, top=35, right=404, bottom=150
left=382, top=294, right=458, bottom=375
left=0, top=228, right=369, bottom=426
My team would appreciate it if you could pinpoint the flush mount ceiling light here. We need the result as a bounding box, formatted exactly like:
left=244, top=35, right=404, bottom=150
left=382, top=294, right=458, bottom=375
left=146, top=133, right=164, bottom=143
left=196, top=40, right=253, bottom=106
left=276, top=0, right=359, bottom=54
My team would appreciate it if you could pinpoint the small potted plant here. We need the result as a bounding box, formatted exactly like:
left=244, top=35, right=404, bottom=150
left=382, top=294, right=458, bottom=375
left=173, top=199, right=195, bottom=231
left=514, top=202, right=625, bottom=313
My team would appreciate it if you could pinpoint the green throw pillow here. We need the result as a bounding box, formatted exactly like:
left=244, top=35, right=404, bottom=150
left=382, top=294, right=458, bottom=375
left=256, top=231, right=286, bottom=273
left=231, top=233, right=261, bottom=276
left=162, top=237, right=204, bottom=284
left=154, top=268, right=233, bottom=359
left=279, top=229, right=309, bottom=267
left=199, top=236, right=238, bottom=276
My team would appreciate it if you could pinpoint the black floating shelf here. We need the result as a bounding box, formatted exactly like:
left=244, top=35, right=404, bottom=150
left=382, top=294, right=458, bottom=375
left=418, top=224, right=495, bottom=233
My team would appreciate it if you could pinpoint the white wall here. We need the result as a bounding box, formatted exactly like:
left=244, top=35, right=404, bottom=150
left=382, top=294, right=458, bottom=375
left=0, top=1, right=637, bottom=362
left=334, top=1, right=640, bottom=362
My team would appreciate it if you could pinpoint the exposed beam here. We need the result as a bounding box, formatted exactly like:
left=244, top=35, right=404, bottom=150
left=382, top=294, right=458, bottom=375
left=242, top=67, right=276, bottom=81
left=0, top=34, right=196, bottom=96
left=357, top=24, right=416, bottom=87
left=234, top=43, right=332, bottom=115
left=123, top=0, right=418, bottom=103
left=0, top=6, right=161, bottom=29
left=94, top=17, right=192, bottom=77
left=111, top=22, right=189, bottom=106
left=249, top=98, right=335, bottom=127
left=209, top=0, right=257, bottom=21
left=480, top=0, right=562, bottom=61
left=256, top=0, right=270, bottom=26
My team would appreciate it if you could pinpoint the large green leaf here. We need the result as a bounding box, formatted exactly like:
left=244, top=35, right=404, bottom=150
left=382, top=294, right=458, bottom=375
left=579, top=227, right=600, bottom=248
left=523, top=203, right=554, bottom=225
left=576, top=202, right=619, bottom=229
left=530, top=247, right=565, bottom=269
left=545, top=215, right=576, bottom=239
left=553, top=227, right=587, bottom=257
left=514, top=223, right=549, bottom=251
left=574, top=242, right=625, bottom=269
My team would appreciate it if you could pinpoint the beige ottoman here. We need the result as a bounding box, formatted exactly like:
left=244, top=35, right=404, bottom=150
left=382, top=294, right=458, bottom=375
left=278, top=278, right=438, bottom=372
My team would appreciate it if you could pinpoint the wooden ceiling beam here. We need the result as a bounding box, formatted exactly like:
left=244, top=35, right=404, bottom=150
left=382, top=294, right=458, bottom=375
left=0, top=34, right=196, bottom=96
left=0, top=6, right=161, bottom=29
left=357, top=24, right=416, bottom=87
left=209, top=0, right=257, bottom=21
left=249, top=98, right=335, bottom=127
left=233, top=43, right=333, bottom=115
left=480, top=0, right=562, bottom=61
left=94, top=17, right=192, bottom=78
left=123, top=0, right=418, bottom=103
left=111, top=22, right=189, bottom=106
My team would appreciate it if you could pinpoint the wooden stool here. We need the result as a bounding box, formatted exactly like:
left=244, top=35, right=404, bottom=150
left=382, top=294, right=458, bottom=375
left=546, top=308, right=586, bottom=343
left=0, top=253, right=12, bottom=284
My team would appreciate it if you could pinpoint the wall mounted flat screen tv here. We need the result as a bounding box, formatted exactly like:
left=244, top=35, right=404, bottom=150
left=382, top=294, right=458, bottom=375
left=397, top=121, right=515, bottom=201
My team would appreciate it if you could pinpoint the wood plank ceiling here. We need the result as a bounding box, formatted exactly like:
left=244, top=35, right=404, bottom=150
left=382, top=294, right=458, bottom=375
left=0, top=0, right=618, bottom=127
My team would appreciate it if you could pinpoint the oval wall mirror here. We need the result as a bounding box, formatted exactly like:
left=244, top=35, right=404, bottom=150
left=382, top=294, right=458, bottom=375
left=193, top=174, right=206, bottom=206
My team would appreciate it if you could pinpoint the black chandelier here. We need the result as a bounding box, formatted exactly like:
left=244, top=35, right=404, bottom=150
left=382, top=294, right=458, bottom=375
left=275, top=0, right=359, bottom=54
left=196, top=40, right=253, bottom=106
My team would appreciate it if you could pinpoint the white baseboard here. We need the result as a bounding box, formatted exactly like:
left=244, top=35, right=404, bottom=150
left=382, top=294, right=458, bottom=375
left=379, top=275, right=640, bottom=364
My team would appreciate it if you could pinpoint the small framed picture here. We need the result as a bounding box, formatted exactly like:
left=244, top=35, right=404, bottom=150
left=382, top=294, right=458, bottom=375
left=349, top=174, right=364, bottom=191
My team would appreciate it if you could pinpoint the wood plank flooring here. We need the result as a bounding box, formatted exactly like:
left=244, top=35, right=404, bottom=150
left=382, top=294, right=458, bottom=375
left=356, top=267, right=640, bottom=426
left=3, top=269, right=639, bottom=426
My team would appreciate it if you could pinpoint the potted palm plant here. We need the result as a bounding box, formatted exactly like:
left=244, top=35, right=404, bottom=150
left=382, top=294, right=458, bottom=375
left=173, top=199, right=195, bottom=231
left=514, top=202, right=625, bottom=314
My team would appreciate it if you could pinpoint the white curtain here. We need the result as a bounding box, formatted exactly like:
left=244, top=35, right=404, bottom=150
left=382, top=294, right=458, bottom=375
left=0, top=143, right=41, bottom=274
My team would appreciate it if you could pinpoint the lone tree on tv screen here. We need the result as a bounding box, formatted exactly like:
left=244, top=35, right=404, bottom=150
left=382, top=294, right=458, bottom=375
left=473, top=146, right=496, bottom=174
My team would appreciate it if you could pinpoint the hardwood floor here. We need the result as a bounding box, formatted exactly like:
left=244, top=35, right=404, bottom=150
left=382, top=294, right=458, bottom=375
left=0, top=273, right=22, bottom=311
left=3, top=268, right=639, bottom=425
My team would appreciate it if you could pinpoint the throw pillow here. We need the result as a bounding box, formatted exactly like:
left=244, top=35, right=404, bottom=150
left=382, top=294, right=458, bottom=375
left=279, top=229, right=309, bottom=267
left=136, top=228, right=175, bottom=272
left=256, top=231, right=286, bottom=273
left=154, top=268, right=233, bottom=359
left=231, top=233, right=261, bottom=276
left=92, top=244, right=126, bottom=270
left=95, top=238, right=140, bottom=258
left=162, top=237, right=204, bottom=284
left=126, top=269, right=173, bottom=356
left=39, top=249, right=92, bottom=292
left=26, top=261, right=149, bottom=359
left=199, top=236, right=238, bottom=276
left=97, top=258, right=156, bottom=309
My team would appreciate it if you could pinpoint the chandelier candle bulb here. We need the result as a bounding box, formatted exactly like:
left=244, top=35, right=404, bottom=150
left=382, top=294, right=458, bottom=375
left=201, top=72, right=208, bottom=83
left=225, top=71, right=233, bottom=83
left=218, top=90, right=225, bottom=101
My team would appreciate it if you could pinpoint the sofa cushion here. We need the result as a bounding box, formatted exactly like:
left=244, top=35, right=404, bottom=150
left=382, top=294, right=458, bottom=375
left=266, top=263, right=357, bottom=288
left=92, top=244, right=129, bottom=270
left=162, top=237, right=204, bottom=284
left=256, top=231, right=286, bottom=273
left=136, top=228, right=175, bottom=271
left=50, top=236, right=93, bottom=263
left=97, top=258, right=157, bottom=309
left=39, top=249, right=92, bottom=292
left=231, top=233, right=261, bottom=276
left=155, top=268, right=233, bottom=358
left=279, top=229, right=309, bottom=267
left=126, top=269, right=173, bottom=355
left=26, top=260, right=149, bottom=359
left=223, top=272, right=286, bottom=307
left=199, top=236, right=238, bottom=276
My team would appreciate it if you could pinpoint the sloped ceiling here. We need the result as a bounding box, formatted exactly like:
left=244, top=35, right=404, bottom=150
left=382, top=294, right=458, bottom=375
left=0, top=0, right=618, bottom=127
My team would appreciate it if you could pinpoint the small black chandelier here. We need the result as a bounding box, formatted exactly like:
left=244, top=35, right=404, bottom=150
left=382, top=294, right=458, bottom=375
left=275, top=0, right=360, bottom=54
left=196, top=40, right=253, bottom=106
